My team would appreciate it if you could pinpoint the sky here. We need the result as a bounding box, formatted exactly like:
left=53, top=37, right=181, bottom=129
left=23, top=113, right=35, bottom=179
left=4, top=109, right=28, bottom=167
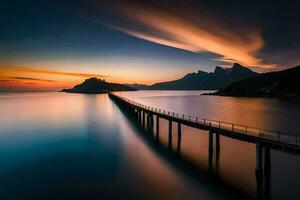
left=1, top=0, right=300, bottom=91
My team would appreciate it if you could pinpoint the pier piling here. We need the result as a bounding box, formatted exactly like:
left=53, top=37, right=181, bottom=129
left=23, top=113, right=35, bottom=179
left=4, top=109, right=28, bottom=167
left=256, top=142, right=263, bottom=176
left=156, top=116, right=160, bottom=141
left=264, top=147, right=271, bottom=199
left=177, top=122, right=182, bottom=156
left=149, top=114, right=154, bottom=133
left=208, top=130, right=214, bottom=173
left=216, top=132, right=220, bottom=152
left=168, top=120, right=173, bottom=149
left=142, top=111, right=145, bottom=128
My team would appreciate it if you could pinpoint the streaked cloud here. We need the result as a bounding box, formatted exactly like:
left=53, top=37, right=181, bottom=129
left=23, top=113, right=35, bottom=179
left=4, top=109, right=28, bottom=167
left=0, top=66, right=108, bottom=90
left=101, top=1, right=274, bottom=68
left=10, top=77, right=58, bottom=82
left=0, top=66, right=108, bottom=78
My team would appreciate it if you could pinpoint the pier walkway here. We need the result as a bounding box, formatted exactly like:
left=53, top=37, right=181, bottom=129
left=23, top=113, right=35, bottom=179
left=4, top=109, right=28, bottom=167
left=109, top=92, right=300, bottom=181
left=109, top=92, right=300, bottom=199
left=109, top=93, right=300, bottom=153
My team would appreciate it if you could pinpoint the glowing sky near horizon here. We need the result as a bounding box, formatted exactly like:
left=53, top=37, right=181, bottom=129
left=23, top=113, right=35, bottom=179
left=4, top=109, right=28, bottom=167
left=0, top=0, right=300, bottom=90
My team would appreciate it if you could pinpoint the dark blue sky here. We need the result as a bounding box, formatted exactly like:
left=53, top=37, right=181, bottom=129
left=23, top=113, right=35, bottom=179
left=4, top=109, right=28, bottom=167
left=1, top=0, right=300, bottom=86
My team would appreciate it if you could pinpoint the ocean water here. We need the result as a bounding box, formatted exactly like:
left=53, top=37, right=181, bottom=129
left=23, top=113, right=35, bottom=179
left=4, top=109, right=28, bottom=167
left=0, top=91, right=300, bottom=199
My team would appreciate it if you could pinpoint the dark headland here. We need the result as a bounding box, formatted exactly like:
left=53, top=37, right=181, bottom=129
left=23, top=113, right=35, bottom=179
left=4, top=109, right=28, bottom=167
left=62, top=78, right=136, bottom=94
left=206, top=65, right=300, bottom=99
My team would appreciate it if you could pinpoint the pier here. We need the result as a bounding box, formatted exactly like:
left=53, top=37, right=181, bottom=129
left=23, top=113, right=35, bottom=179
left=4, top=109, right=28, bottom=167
left=109, top=92, right=300, bottom=198
left=109, top=93, right=300, bottom=154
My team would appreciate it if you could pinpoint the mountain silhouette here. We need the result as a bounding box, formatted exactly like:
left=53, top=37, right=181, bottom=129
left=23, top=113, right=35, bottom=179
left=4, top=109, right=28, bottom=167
left=125, top=83, right=150, bottom=90
left=212, top=65, right=300, bottom=98
left=62, top=78, right=136, bottom=94
left=146, top=63, right=258, bottom=90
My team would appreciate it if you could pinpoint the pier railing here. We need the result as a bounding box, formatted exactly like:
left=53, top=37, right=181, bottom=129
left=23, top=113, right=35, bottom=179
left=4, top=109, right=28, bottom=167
left=112, top=93, right=300, bottom=146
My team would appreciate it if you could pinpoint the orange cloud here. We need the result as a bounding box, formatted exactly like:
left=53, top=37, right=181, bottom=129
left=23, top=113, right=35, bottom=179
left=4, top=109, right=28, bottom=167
left=103, top=2, right=275, bottom=68
left=9, top=77, right=58, bottom=82
left=0, top=66, right=108, bottom=90
left=0, top=66, right=108, bottom=78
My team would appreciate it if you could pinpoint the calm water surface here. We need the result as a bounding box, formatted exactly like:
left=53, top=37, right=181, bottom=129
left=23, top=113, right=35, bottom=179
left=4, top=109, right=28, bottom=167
left=1, top=91, right=300, bottom=199
left=0, top=92, right=234, bottom=200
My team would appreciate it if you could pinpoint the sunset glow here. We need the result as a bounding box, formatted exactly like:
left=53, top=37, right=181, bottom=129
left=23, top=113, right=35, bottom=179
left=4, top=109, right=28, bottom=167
left=0, top=66, right=106, bottom=90
left=0, top=0, right=299, bottom=91
left=107, top=3, right=272, bottom=68
left=0, top=65, right=181, bottom=90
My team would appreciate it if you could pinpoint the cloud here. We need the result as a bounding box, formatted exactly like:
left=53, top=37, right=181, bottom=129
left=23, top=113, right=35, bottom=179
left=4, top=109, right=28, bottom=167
left=100, top=1, right=274, bottom=68
left=0, top=66, right=108, bottom=78
left=0, top=66, right=109, bottom=90
left=0, top=80, right=13, bottom=82
left=10, top=77, right=58, bottom=82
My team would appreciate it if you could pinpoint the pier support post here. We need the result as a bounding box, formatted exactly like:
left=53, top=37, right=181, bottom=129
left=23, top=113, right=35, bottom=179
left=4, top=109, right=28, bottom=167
left=214, top=132, right=220, bottom=175
left=263, top=147, right=271, bottom=199
left=147, top=114, right=151, bottom=131
left=142, top=111, right=145, bottom=128
left=215, top=140, right=220, bottom=176
left=156, top=116, right=160, bottom=141
left=177, top=122, right=182, bottom=156
left=146, top=114, right=150, bottom=130
left=208, top=130, right=213, bottom=174
left=256, top=142, right=263, bottom=176
left=168, top=120, right=172, bottom=149
left=151, top=115, right=154, bottom=133
left=148, top=114, right=154, bottom=133
left=141, top=111, right=143, bottom=126
left=255, top=145, right=272, bottom=199
left=209, top=130, right=213, bottom=152
left=256, top=142, right=263, bottom=198
left=215, top=132, right=220, bottom=152
left=139, top=110, right=142, bottom=123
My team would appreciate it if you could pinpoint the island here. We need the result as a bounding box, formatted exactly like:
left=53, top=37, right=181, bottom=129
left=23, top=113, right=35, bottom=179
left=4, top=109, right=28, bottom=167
left=62, top=78, right=137, bottom=94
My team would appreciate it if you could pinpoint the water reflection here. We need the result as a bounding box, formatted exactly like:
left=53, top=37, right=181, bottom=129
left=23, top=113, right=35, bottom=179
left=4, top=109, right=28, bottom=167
left=113, top=99, right=240, bottom=199
left=0, top=92, right=238, bottom=200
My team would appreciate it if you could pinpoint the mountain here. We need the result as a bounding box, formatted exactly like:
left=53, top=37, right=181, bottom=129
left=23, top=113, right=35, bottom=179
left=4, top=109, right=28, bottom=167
left=148, top=63, right=258, bottom=90
left=62, top=78, right=136, bottom=94
left=212, top=65, right=300, bottom=98
left=125, top=83, right=150, bottom=90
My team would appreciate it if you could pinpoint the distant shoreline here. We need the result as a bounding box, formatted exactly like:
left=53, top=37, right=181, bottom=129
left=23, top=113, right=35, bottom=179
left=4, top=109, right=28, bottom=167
left=202, top=92, right=300, bottom=100
left=60, top=89, right=108, bottom=94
